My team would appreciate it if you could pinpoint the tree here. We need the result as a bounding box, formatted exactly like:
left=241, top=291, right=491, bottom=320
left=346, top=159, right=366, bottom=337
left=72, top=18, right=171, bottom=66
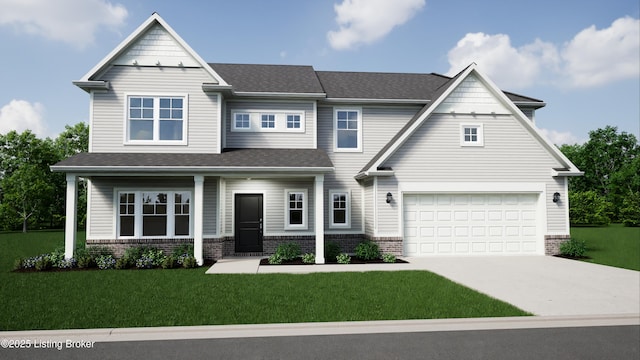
left=0, top=164, right=54, bottom=232
left=561, top=126, right=640, bottom=222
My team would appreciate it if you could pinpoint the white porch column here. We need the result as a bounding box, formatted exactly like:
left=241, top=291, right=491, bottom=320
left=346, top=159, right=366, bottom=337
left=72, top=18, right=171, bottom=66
left=314, top=174, right=325, bottom=264
left=64, top=174, right=77, bottom=259
left=194, top=175, right=205, bottom=266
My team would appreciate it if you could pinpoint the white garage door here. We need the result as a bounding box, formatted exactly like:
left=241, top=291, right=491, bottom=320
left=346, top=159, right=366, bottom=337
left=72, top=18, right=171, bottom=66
left=403, top=193, right=539, bottom=256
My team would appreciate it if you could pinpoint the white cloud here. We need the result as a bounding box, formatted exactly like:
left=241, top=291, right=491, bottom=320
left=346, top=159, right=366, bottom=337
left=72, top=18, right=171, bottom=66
left=561, top=16, right=640, bottom=88
left=0, top=0, right=128, bottom=49
left=446, top=33, right=559, bottom=89
left=446, top=16, right=639, bottom=89
left=0, top=100, right=48, bottom=138
left=539, top=128, right=581, bottom=146
left=327, top=0, right=425, bottom=50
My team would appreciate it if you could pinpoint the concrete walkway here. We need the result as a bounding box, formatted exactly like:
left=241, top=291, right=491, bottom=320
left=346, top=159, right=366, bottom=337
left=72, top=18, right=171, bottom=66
left=206, top=255, right=640, bottom=316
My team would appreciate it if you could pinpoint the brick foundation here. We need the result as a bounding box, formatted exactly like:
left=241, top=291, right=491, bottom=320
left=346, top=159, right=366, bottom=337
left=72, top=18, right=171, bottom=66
left=544, top=234, right=571, bottom=255
left=86, top=233, right=402, bottom=261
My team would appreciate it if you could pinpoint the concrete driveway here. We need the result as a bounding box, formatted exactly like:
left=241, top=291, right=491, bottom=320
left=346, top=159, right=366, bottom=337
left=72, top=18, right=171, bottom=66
left=410, top=256, right=640, bottom=316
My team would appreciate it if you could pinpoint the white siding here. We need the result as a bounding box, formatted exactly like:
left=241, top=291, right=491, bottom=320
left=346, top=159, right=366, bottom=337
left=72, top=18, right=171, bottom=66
left=318, top=105, right=420, bottom=232
left=363, top=178, right=374, bottom=236
left=92, top=66, right=220, bottom=153
left=112, top=24, right=203, bottom=68
left=87, top=177, right=218, bottom=239
left=223, top=178, right=315, bottom=236
left=224, top=101, right=315, bottom=149
left=377, top=177, right=399, bottom=235
left=435, top=74, right=510, bottom=115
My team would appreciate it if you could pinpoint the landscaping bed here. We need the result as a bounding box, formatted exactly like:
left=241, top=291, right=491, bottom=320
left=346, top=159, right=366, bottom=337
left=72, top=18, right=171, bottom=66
left=259, top=257, right=408, bottom=265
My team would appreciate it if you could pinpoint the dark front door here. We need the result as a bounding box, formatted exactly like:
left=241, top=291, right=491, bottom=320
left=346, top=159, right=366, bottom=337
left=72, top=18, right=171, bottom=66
left=235, top=194, right=263, bottom=252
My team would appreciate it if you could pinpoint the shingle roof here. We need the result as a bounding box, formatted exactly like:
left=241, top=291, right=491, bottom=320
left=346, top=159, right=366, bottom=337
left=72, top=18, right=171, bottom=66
left=315, top=71, right=451, bottom=100
left=51, top=149, right=334, bottom=172
left=209, top=63, right=325, bottom=94
left=208, top=63, right=543, bottom=104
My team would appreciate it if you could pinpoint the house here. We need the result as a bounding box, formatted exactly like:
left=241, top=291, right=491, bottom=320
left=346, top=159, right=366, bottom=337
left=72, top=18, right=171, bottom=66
left=52, top=13, right=582, bottom=265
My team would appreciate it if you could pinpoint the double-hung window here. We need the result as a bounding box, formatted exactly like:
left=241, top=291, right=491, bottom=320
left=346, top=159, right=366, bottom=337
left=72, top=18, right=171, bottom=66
left=329, top=190, right=350, bottom=228
left=117, top=191, right=191, bottom=238
left=127, top=95, right=186, bottom=143
left=285, top=189, right=307, bottom=230
left=335, top=108, right=362, bottom=151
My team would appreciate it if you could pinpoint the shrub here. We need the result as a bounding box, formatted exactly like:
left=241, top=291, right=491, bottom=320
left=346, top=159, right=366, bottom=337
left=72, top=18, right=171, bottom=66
left=142, top=247, right=166, bottom=267
left=96, top=255, right=116, bottom=270
left=115, top=257, right=132, bottom=270
left=355, top=241, right=380, bottom=260
left=336, top=253, right=351, bottom=264
left=35, top=256, right=52, bottom=271
left=49, top=247, right=65, bottom=268
left=620, top=192, right=640, bottom=227
left=268, top=253, right=283, bottom=265
left=274, top=242, right=301, bottom=262
left=13, top=258, right=23, bottom=271
left=161, top=255, right=178, bottom=269
left=301, top=253, right=315, bottom=264
left=382, top=253, right=396, bottom=263
left=171, top=244, right=194, bottom=258
left=123, top=246, right=146, bottom=263
left=324, top=241, right=341, bottom=261
left=560, top=238, right=587, bottom=258
left=182, top=256, right=197, bottom=268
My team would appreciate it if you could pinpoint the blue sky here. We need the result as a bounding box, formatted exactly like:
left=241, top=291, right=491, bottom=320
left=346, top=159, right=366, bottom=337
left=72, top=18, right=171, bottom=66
left=0, top=0, right=638, bottom=145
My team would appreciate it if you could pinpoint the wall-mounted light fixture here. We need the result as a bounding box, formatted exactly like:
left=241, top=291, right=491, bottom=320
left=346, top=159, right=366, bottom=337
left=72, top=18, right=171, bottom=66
left=553, top=192, right=561, bottom=203
left=386, top=192, right=393, bottom=204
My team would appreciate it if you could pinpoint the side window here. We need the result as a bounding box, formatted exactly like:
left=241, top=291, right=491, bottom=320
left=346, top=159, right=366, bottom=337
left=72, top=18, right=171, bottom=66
left=287, top=114, right=301, bottom=129
left=261, top=114, right=275, bottom=129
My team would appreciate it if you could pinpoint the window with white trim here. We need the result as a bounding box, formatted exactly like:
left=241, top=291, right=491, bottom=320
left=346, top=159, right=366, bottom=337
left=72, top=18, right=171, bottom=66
left=117, top=190, right=191, bottom=238
left=231, top=110, right=305, bottom=132
left=329, top=190, right=350, bottom=228
left=127, top=96, right=186, bottom=143
left=261, top=114, right=275, bottom=129
left=335, top=108, right=362, bottom=151
left=286, top=114, right=301, bottom=129
left=461, top=124, right=484, bottom=146
left=234, top=113, right=250, bottom=130
left=285, top=189, right=307, bottom=229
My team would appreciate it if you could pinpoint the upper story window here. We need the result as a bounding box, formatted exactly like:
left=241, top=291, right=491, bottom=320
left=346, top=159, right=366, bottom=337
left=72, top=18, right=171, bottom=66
left=127, top=95, right=187, bottom=144
left=261, top=114, right=275, bottom=129
left=234, top=113, right=250, bottom=130
left=231, top=110, right=305, bottom=133
left=287, top=114, right=301, bottom=129
left=334, top=108, right=362, bottom=152
left=460, top=124, right=484, bottom=146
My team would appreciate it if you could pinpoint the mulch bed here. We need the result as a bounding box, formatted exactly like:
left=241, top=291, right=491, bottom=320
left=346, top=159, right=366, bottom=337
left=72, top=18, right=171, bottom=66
left=553, top=254, right=591, bottom=261
left=259, top=257, right=408, bottom=266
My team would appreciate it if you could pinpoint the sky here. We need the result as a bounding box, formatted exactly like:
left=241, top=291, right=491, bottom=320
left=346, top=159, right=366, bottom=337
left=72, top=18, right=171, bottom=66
left=0, top=0, right=638, bottom=145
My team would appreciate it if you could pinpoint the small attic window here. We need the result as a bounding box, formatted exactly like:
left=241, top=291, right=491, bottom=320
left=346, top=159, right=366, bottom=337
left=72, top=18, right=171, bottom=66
left=461, top=124, right=484, bottom=146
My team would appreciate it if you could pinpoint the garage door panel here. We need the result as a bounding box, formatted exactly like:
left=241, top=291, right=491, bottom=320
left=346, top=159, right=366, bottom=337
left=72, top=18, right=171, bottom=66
left=404, top=193, right=540, bottom=256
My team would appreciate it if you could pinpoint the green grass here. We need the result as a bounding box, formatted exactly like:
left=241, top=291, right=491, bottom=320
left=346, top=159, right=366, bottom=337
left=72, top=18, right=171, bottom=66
left=0, top=231, right=529, bottom=331
left=571, top=224, right=640, bottom=271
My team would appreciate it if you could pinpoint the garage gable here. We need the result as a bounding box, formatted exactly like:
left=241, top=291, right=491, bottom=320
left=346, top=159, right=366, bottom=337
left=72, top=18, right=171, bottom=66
left=357, top=64, right=581, bottom=179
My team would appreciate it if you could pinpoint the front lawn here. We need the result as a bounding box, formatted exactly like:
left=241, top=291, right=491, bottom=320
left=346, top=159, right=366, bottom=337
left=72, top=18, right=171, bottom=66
left=571, top=224, right=640, bottom=271
left=0, top=231, right=528, bottom=331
